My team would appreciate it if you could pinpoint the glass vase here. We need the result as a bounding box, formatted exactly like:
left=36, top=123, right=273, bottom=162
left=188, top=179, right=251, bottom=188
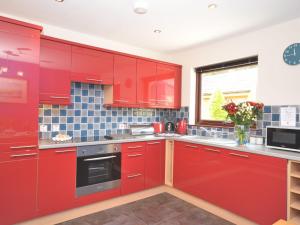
left=235, top=125, right=250, bottom=146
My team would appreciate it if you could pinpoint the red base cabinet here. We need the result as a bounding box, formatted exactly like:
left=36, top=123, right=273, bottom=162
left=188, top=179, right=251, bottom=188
left=0, top=153, right=38, bottom=225
left=173, top=141, right=287, bottom=225
left=38, top=148, right=77, bottom=216
left=145, top=140, right=165, bottom=189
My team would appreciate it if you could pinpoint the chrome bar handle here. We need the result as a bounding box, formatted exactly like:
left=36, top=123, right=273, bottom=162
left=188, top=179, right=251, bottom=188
left=10, top=145, right=37, bottom=150
left=11, top=153, right=38, bottom=158
left=50, top=96, right=69, bottom=99
left=55, top=150, right=76, bottom=153
left=204, top=148, right=221, bottom=153
left=127, top=173, right=142, bottom=179
left=185, top=145, right=198, bottom=149
left=147, top=142, right=160, bottom=145
left=114, top=99, right=129, bottom=103
left=84, top=156, right=116, bottom=161
left=229, top=153, right=249, bottom=158
left=127, top=146, right=143, bottom=149
left=128, top=153, right=143, bottom=157
left=86, top=78, right=103, bottom=82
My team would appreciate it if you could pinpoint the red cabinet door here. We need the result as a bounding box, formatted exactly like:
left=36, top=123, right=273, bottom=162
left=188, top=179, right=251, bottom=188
left=0, top=153, right=38, bottom=225
left=121, top=142, right=145, bottom=195
left=113, top=55, right=137, bottom=106
left=0, top=20, right=40, bottom=153
left=220, top=150, right=287, bottom=225
left=38, top=148, right=76, bottom=216
left=156, top=63, right=181, bottom=109
left=173, top=141, right=202, bottom=194
left=71, top=46, right=113, bottom=85
left=39, top=38, right=71, bottom=105
left=137, top=59, right=157, bottom=107
left=145, top=140, right=165, bottom=188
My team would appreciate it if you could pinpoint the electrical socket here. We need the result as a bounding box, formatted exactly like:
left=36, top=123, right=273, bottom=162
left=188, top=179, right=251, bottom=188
left=52, top=124, right=60, bottom=132
left=39, top=125, right=47, bottom=132
left=118, top=123, right=126, bottom=129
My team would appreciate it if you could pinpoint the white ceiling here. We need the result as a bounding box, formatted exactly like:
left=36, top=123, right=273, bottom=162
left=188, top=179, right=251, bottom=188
left=1, top=0, right=300, bottom=53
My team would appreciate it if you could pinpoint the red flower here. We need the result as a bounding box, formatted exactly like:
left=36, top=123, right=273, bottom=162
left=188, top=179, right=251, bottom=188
left=223, top=102, right=238, bottom=115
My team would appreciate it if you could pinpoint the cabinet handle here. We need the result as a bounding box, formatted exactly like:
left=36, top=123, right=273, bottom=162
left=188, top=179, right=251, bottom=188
left=50, top=96, right=69, bottom=99
left=229, top=153, right=249, bottom=158
left=204, top=148, right=221, bottom=153
left=11, top=153, right=38, bottom=158
left=127, top=173, right=142, bottom=179
left=55, top=150, right=76, bottom=153
left=138, top=101, right=150, bottom=104
left=127, top=146, right=143, bottom=149
left=114, top=99, right=129, bottom=103
left=185, top=145, right=197, bottom=149
left=86, top=78, right=103, bottom=82
left=10, top=145, right=37, bottom=150
left=147, top=142, right=160, bottom=145
left=156, top=99, right=169, bottom=102
left=128, top=153, right=143, bottom=157
left=84, top=156, right=116, bottom=161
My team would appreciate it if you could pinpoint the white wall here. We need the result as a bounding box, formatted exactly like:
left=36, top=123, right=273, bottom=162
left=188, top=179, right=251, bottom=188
left=1, top=13, right=171, bottom=62
left=169, top=17, right=300, bottom=124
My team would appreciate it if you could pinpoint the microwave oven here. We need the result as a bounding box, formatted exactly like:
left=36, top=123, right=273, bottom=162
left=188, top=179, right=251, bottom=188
left=266, top=126, right=300, bottom=152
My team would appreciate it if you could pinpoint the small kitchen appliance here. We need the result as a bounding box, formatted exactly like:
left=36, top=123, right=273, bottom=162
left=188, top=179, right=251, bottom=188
left=176, top=119, right=187, bottom=135
left=165, top=122, right=175, bottom=133
left=153, top=122, right=165, bottom=134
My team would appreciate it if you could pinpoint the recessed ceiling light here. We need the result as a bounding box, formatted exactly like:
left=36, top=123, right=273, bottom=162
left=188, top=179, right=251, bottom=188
left=208, top=3, right=218, bottom=9
left=55, top=0, right=64, bottom=2
left=134, top=1, right=148, bottom=14
left=154, top=29, right=162, bottom=34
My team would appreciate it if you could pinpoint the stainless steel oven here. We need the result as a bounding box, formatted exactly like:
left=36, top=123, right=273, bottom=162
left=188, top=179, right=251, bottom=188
left=76, top=144, right=121, bottom=197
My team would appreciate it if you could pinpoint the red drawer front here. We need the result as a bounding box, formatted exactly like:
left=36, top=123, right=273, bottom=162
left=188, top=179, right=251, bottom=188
left=122, top=142, right=145, bottom=153
left=39, top=93, right=71, bottom=105
left=0, top=150, right=38, bottom=163
left=121, top=172, right=145, bottom=195
left=122, top=151, right=145, bottom=174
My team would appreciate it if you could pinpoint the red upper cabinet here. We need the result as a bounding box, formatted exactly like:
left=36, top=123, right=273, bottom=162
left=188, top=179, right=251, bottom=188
left=71, top=46, right=113, bottom=85
left=145, top=140, right=165, bottom=188
left=137, top=59, right=157, bottom=107
left=0, top=19, right=40, bottom=153
left=0, top=153, right=38, bottom=225
left=156, top=63, right=181, bottom=109
left=113, top=55, right=137, bottom=106
left=39, top=38, right=71, bottom=105
left=38, top=148, right=76, bottom=216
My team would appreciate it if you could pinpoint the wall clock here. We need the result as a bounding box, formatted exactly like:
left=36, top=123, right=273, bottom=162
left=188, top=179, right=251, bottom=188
left=283, top=43, right=300, bottom=65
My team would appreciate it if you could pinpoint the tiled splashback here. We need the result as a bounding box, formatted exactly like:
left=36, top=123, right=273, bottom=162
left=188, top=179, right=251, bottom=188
left=188, top=105, right=300, bottom=139
left=39, top=82, right=189, bottom=139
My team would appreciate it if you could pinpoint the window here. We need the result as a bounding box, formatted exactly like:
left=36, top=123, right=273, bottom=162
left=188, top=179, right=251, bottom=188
left=195, top=56, right=258, bottom=126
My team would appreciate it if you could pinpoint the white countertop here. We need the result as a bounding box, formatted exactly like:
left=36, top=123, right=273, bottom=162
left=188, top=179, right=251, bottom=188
left=39, top=135, right=300, bottom=161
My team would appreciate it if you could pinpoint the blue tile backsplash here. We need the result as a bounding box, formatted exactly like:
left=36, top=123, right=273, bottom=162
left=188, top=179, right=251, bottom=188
left=39, top=82, right=189, bottom=139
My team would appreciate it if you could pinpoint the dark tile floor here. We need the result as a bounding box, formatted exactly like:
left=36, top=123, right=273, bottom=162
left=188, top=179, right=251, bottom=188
left=57, top=193, right=234, bottom=225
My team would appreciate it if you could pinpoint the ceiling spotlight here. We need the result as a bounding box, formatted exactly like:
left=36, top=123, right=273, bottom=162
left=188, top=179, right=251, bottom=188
left=55, top=0, right=64, bottom=2
left=154, top=29, right=162, bottom=34
left=134, top=1, right=148, bottom=14
left=208, top=3, right=218, bottom=9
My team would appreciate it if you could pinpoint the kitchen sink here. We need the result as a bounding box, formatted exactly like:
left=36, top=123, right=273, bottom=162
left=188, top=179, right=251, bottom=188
left=181, top=136, right=237, bottom=145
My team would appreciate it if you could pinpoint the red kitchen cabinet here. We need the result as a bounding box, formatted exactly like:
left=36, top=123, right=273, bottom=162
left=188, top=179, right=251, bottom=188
left=71, top=46, right=113, bottom=85
left=121, top=142, right=145, bottom=194
left=173, top=141, right=287, bottom=225
left=38, top=148, right=76, bottom=216
left=220, top=149, right=287, bottom=225
left=39, top=37, right=71, bottom=105
left=137, top=59, right=157, bottom=108
left=145, top=140, right=165, bottom=188
left=156, top=63, right=181, bottom=109
left=113, top=55, right=137, bottom=106
left=0, top=18, right=40, bottom=153
left=0, top=152, right=38, bottom=225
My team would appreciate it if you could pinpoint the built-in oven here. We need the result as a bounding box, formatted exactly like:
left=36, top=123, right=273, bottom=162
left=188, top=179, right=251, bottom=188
left=76, top=144, right=121, bottom=197
left=266, top=126, right=300, bottom=152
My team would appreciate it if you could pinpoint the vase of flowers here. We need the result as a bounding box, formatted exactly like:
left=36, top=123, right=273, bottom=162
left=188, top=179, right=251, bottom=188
left=223, top=101, right=264, bottom=145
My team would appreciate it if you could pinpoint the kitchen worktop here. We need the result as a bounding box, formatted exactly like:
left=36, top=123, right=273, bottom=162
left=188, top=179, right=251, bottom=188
left=39, top=135, right=300, bottom=161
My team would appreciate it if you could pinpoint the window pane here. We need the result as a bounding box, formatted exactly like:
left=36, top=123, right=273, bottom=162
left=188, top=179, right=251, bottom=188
left=201, top=64, right=257, bottom=121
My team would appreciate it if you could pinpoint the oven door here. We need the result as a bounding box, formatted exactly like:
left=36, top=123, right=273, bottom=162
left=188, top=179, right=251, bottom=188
left=76, top=152, right=121, bottom=196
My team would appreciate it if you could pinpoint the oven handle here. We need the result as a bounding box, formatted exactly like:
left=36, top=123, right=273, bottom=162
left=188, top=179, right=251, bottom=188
left=83, top=155, right=117, bottom=161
